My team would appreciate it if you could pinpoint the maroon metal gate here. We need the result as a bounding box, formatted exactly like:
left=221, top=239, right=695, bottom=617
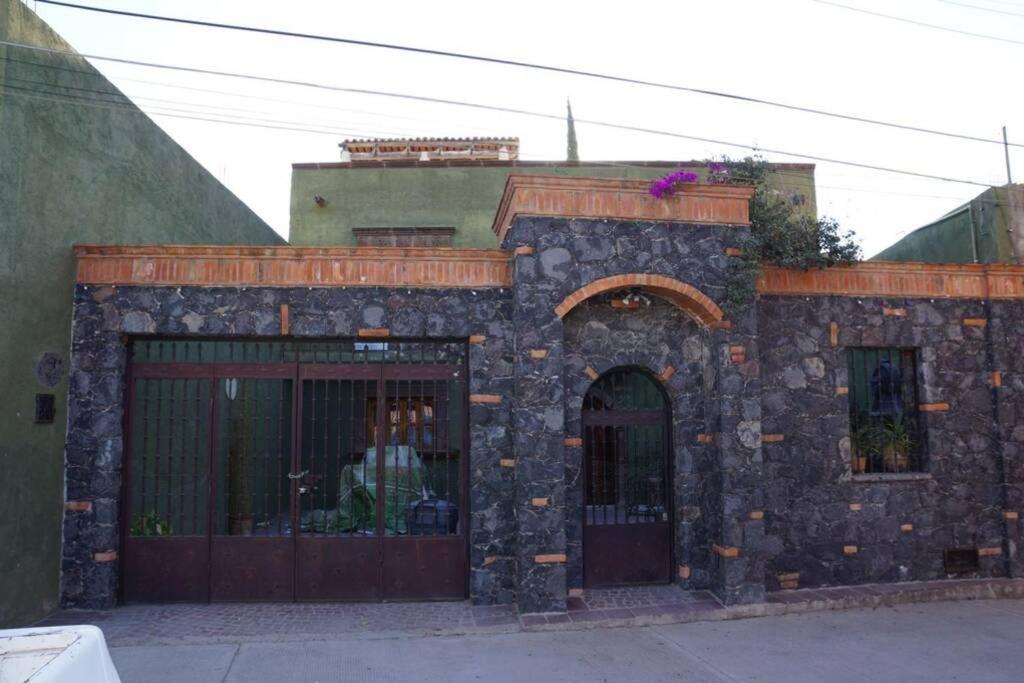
left=582, top=368, right=671, bottom=588
left=122, top=340, right=467, bottom=603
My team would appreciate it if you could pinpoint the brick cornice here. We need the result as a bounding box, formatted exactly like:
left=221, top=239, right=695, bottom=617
left=554, top=273, right=724, bottom=326
left=758, top=262, right=1024, bottom=300
left=74, top=244, right=513, bottom=288
left=492, top=175, right=755, bottom=244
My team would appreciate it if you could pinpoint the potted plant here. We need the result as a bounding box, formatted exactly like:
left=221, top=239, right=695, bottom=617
left=882, top=416, right=914, bottom=473
left=131, top=509, right=173, bottom=536
left=850, top=416, right=881, bottom=474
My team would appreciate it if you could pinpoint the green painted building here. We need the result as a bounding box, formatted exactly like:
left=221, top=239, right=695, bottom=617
left=872, top=185, right=1024, bottom=264
left=290, top=147, right=817, bottom=248
left=0, top=0, right=283, bottom=627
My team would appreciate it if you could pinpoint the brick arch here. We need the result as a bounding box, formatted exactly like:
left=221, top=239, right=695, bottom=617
left=554, top=274, right=724, bottom=326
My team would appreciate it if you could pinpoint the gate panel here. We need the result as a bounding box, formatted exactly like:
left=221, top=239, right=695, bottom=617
left=380, top=368, right=466, bottom=599
left=124, top=376, right=212, bottom=603
left=210, top=376, right=295, bottom=601
left=295, top=373, right=381, bottom=601
left=582, top=370, right=671, bottom=588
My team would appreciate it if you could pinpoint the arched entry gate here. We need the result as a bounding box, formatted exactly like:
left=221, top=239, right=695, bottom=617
left=582, top=368, right=672, bottom=587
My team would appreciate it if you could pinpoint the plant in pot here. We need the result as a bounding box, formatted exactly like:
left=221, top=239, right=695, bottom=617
left=850, top=416, right=881, bottom=474
left=882, top=416, right=914, bottom=473
left=131, top=509, right=173, bottom=536
left=227, top=381, right=254, bottom=535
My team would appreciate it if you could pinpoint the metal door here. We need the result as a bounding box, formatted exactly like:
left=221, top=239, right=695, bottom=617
left=582, top=368, right=672, bottom=588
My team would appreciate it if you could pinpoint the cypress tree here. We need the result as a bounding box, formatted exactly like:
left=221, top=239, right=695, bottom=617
left=566, top=99, right=579, bottom=163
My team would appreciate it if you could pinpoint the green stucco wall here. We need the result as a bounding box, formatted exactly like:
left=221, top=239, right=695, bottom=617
left=872, top=187, right=1019, bottom=264
left=0, top=0, right=283, bottom=627
left=290, top=162, right=817, bottom=247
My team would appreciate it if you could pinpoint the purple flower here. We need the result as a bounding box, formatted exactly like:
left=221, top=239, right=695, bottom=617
left=648, top=169, right=698, bottom=198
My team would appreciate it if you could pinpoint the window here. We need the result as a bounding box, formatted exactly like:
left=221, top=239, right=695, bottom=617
left=847, top=348, right=924, bottom=474
left=354, top=227, right=454, bottom=247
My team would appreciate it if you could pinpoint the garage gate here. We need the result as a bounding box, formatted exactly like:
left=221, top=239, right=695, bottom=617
left=122, top=339, right=468, bottom=603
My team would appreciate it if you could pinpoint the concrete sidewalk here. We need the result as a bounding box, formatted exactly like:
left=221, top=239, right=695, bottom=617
left=109, top=598, right=1024, bottom=682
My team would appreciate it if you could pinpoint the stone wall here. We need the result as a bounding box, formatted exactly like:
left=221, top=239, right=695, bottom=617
left=62, top=284, right=516, bottom=609
left=504, top=215, right=768, bottom=608
left=758, top=295, right=1024, bottom=589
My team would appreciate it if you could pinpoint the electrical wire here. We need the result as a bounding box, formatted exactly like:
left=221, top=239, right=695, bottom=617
left=4, top=73, right=1006, bottom=217
left=0, top=39, right=999, bottom=188
left=934, top=0, right=1024, bottom=18
left=1, top=55, right=502, bottom=134
left=31, top=0, right=1023, bottom=148
left=811, top=0, right=1024, bottom=45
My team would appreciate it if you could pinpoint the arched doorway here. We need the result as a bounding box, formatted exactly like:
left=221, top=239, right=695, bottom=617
left=582, top=368, right=672, bottom=587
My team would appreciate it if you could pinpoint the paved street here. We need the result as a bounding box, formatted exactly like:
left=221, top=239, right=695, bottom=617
left=105, top=598, right=1024, bottom=682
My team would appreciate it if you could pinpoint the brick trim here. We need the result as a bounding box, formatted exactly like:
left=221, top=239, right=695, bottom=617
left=534, top=553, right=567, bottom=564
left=280, top=304, right=289, bottom=335
left=554, top=273, right=724, bottom=326
left=758, top=262, right=1024, bottom=300
left=493, top=175, right=754, bottom=243
left=564, top=437, right=583, bottom=448
left=712, top=544, right=740, bottom=558
left=358, top=328, right=389, bottom=338
left=64, top=501, right=92, bottom=512
left=762, top=434, right=785, bottom=443
left=74, top=244, right=513, bottom=288
left=469, top=394, right=503, bottom=404
left=919, top=402, right=950, bottom=413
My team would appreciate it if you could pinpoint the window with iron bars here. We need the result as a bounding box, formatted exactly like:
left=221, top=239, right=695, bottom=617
left=846, top=348, right=925, bottom=474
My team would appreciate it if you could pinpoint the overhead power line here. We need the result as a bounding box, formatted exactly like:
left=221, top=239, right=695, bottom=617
left=935, top=0, right=1024, bottom=18
left=811, top=0, right=1024, bottom=45
left=0, top=40, right=999, bottom=188
left=1, top=70, right=1006, bottom=207
left=32, top=0, right=1023, bottom=149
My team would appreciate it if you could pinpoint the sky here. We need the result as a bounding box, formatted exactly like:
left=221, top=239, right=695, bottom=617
left=21, top=0, right=1024, bottom=255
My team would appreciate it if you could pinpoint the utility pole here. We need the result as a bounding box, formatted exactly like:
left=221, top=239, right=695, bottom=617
left=1003, top=126, right=1013, bottom=184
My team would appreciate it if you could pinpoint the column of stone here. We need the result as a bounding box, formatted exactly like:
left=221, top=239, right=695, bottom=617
left=989, top=301, right=1024, bottom=577
left=509, top=242, right=569, bottom=613
left=62, top=286, right=130, bottom=609
left=711, top=304, right=767, bottom=604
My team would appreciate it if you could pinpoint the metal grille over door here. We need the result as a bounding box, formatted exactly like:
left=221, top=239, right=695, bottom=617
left=582, top=368, right=671, bottom=587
